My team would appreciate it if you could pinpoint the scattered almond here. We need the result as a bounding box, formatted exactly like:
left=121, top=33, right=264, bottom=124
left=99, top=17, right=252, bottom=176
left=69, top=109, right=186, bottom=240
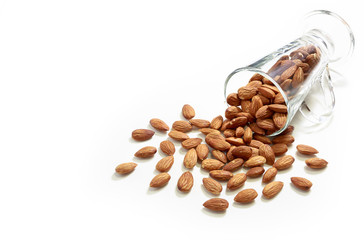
left=160, top=140, right=175, bottom=156
left=262, top=181, right=284, bottom=199
left=234, top=189, right=258, bottom=203
left=246, top=167, right=265, bottom=177
left=134, top=146, right=157, bottom=158
left=212, top=150, right=228, bottom=164
left=177, top=171, right=194, bottom=192
left=132, top=129, right=155, bottom=141
left=262, top=167, right=278, bottom=183
left=259, top=144, right=275, bottom=165
left=182, top=104, right=195, bottom=119
left=190, top=119, right=210, bottom=128
left=168, top=130, right=189, bottom=141
left=209, top=170, right=233, bottom=181
left=155, top=156, right=174, bottom=172
left=210, top=115, right=223, bottom=129
left=172, top=120, right=192, bottom=132
left=296, top=144, right=319, bottom=155
left=184, top=148, right=198, bottom=169
left=205, top=133, right=231, bottom=151
left=305, top=158, right=328, bottom=169
left=196, top=144, right=209, bottom=160
left=203, top=198, right=229, bottom=211
left=202, top=159, right=225, bottom=171
left=291, top=177, right=312, bottom=191
left=150, top=173, right=171, bottom=188
left=202, top=178, right=222, bottom=195
left=223, top=158, right=244, bottom=172
left=150, top=118, right=170, bottom=131
left=271, top=143, right=288, bottom=156
left=115, top=162, right=137, bottom=174
left=181, top=138, right=202, bottom=149
left=227, top=173, right=247, bottom=190
left=273, top=155, right=295, bottom=170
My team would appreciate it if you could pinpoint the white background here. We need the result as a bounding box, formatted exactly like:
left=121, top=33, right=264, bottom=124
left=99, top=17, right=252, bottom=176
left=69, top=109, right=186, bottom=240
left=0, top=1, right=363, bottom=239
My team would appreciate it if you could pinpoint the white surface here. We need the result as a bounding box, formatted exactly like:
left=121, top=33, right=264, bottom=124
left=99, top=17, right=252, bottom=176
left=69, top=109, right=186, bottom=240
left=0, top=1, right=363, bottom=239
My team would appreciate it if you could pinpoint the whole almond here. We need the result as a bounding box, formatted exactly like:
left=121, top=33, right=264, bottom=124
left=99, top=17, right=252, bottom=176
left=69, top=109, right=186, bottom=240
left=168, top=130, right=189, bottom=141
left=199, top=128, right=220, bottom=135
left=257, top=94, right=271, bottom=105
left=131, top=129, right=155, bottom=141
left=160, top=140, right=175, bottom=156
left=234, top=189, right=258, bottom=203
left=203, top=198, right=229, bottom=211
left=203, top=178, right=223, bottom=195
left=225, top=106, right=242, bottom=119
left=254, top=134, right=272, bottom=144
left=150, top=118, right=170, bottom=131
left=172, top=120, right=192, bottom=132
left=232, top=146, right=252, bottom=160
left=296, top=144, right=319, bottom=155
left=181, top=138, right=202, bottom=149
left=274, top=92, right=285, bottom=104
left=244, top=156, right=266, bottom=168
left=272, top=134, right=294, bottom=145
left=273, top=155, right=295, bottom=170
left=220, top=119, right=230, bottom=131
left=190, top=119, right=210, bottom=128
left=227, top=116, right=248, bottom=129
left=273, top=113, right=287, bottom=129
left=243, top=126, right=253, bottom=144
left=305, top=158, right=328, bottom=169
left=212, top=150, right=228, bottom=164
left=249, top=139, right=264, bottom=149
left=250, top=73, right=264, bottom=81
left=250, top=122, right=266, bottom=135
left=249, top=95, right=263, bottom=117
left=225, top=137, right=245, bottom=146
left=262, top=167, right=277, bottom=183
left=259, top=144, right=275, bottom=165
left=177, top=171, right=194, bottom=192
left=256, top=118, right=276, bottom=131
left=280, top=79, right=292, bottom=90
left=184, top=148, right=198, bottom=169
left=227, top=146, right=236, bottom=161
left=227, top=173, right=247, bottom=190
left=235, top=126, right=245, bottom=138
left=268, top=104, right=288, bottom=113
left=240, top=100, right=251, bottom=113
left=292, top=67, right=304, bottom=88
left=280, top=125, right=294, bottom=135
left=223, top=129, right=236, bottom=138
left=155, top=156, right=174, bottom=172
left=115, top=162, right=137, bottom=174
left=291, top=177, right=313, bottom=191
left=134, top=146, right=157, bottom=158
left=223, top=158, right=244, bottom=172
left=280, top=64, right=297, bottom=81
left=246, top=167, right=265, bottom=177
left=226, top=93, right=241, bottom=106
left=255, top=106, right=274, bottom=119
left=205, top=133, right=231, bottom=151
left=258, top=87, right=275, bottom=99
left=209, top=170, right=233, bottom=181
left=150, top=173, right=171, bottom=188
left=262, top=181, right=284, bottom=199
left=306, top=53, right=319, bottom=67
left=182, top=104, right=195, bottom=120
left=271, top=143, right=288, bottom=156
left=202, top=159, right=225, bottom=171
left=238, top=86, right=257, bottom=100
left=210, top=115, right=223, bottom=130
left=251, top=147, right=260, bottom=157
left=196, top=144, right=209, bottom=160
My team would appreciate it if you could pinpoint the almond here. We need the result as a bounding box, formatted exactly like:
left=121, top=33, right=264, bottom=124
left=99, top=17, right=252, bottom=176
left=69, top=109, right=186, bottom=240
left=254, top=134, right=272, bottom=144
left=250, top=123, right=266, bottom=135
left=243, top=126, right=253, bottom=144
left=226, top=93, right=241, bottom=106
left=203, top=178, right=223, bottom=195
left=255, top=106, right=274, bottom=119
left=296, top=62, right=310, bottom=72
left=249, top=95, right=263, bottom=117
left=291, top=177, right=312, bottom=191
left=149, top=118, right=170, bottom=131
left=272, top=134, right=294, bottom=145
left=190, top=119, right=210, bottom=128
left=172, top=120, right=192, bottom=132
left=235, top=126, right=245, bottom=138
left=184, top=148, right=198, bottom=169
left=240, top=100, right=251, bottom=112
left=280, top=64, right=297, bottom=81
left=268, top=104, right=288, bottom=113
left=259, top=144, right=275, bottom=165
left=249, top=139, right=264, bottom=149
left=199, top=128, right=220, bottom=135
left=155, top=156, right=174, bottom=172
left=271, top=143, right=288, bottom=156
left=262, top=167, right=277, bottom=183
left=251, top=147, right=260, bottom=157
left=273, top=155, right=295, bottom=170
left=150, top=173, right=171, bottom=188
left=243, top=156, right=266, bottom=168
left=177, top=171, right=194, bottom=192
left=223, top=129, right=236, bottom=138
left=212, top=150, right=228, bottom=164
left=231, top=146, right=252, bottom=160
left=203, top=198, right=229, bottom=211
left=296, top=144, right=319, bottom=155
left=134, top=146, right=157, bottom=158
left=168, top=130, right=189, bottom=141
left=262, top=84, right=279, bottom=93
left=182, top=104, right=195, bottom=120
left=115, top=162, right=137, bottom=174
left=209, top=170, right=233, bottom=181
left=280, top=125, right=294, bottom=135
left=234, top=189, right=258, bottom=203
left=226, top=116, right=248, bottom=129
left=256, top=118, right=276, bottom=131
left=223, top=158, right=244, bottom=172
left=225, top=106, right=242, bottom=119
left=227, top=146, right=236, bottom=161
left=273, top=113, right=287, bottom=129
left=292, top=67, right=304, bottom=88
left=257, top=94, right=271, bottom=105
left=205, top=133, right=231, bottom=151
left=246, top=167, right=265, bottom=177
left=225, top=137, right=245, bottom=146
left=274, top=92, right=285, bottom=104
left=250, top=73, right=264, bottom=82
left=220, top=119, right=230, bottom=131
left=227, top=173, right=247, bottom=190
left=196, top=144, right=209, bottom=160
left=280, top=79, right=292, bottom=90
left=210, top=115, right=223, bottom=130
left=181, top=138, right=202, bottom=149
left=238, top=86, right=257, bottom=100
left=247, top=80, right=263, bottom=89
left=202, top=159, right=225, bottom=171
left=258, top=87, right=275, bottom=99
left=306, top=53, right=319, bottom=67
left=262, top=181, right=284, bottom=199
left=131, top=129, right=155, bottom=141
left=160, top=140, right=175, bottom=156
left=305, top=158, right=328, bottom=169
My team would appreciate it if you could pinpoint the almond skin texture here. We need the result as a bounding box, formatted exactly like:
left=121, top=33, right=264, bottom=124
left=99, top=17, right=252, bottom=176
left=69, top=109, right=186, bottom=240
left=262, top=167, right=278, bottom=183
left=291, top=177, right=313, bottom=191
left=305, top=158, right=328, bottom=169
left=212, top=150, right=228, bottom=164
left=132, top=129, right=155, bottom=141
left=203, top=198, right=229, bottom=211
left=134, top=146, right=157, bottom=158
left=256, top=118, right=276, bottom=131
left=273, top=155, right=295, bottom=170
left=227, top=173, right=247, bottom=190
left=172, top=120, right=192, bottom=133
left=205, top=133, right=231, bottom=151
left=227, top=146, right=236, bottom=161
left=273, top=113, right=287, bottom=129
left=259, top=144, right=275, bottom=165
left=115, top=162, right=137, bottom=174
left=262, top=181, right=284, bottom=199
left=235, top=127, right=245, bottom=138
left=268, top=104, right=288, bottom=113
left=150, top=173, right=171, bottom=188
left=243, top=156, right=266, bottom=168
left=182, top=104, right=195, bottom=120
left=209, top=170, right=233, bottom=181
left=150, top=118, right=170, bottom=131
left=253, top=134, right=272, bottom=144
left=272, top=134, right=295, bottom=145
left=249, top=140, right=264, bottom=149
left=232, top=146, right=252, bottom=160
left=184, top=148, right=198, bottom=169
left=223, top=129, right=236, bottom=138
left=234, top=189, right=258, bottom=203
left=210, top=115, right=223, bottom=130
left=249, top=96, right=263, bottom=117
left=226, top=116, right=248, bottom=129
left=177, top=171, right=194, bottom=192
left=296, top=144, right=319, bottom=155
left=196, top=144, right=209, bottom=160
left=255, top=105, right=274, bottom=119
left=223, top=158, right=244, bottom=172
left=181, top=138, right=202, bottom=149
left=238, top=86, right=257, bottom=100
left=168, top=130, right=189, bottom=141
left=189, top=119, right=210, bottom=128
left=155, top=156, right=174, bottom=172
left=225, top=137, right=245, bottom=146
left=271, top=143, right=288, bottom=156
left=246, top=167, right=265, bottom=178
left=243, top=127, right=253, bottom=144
left=226, top=93, right=241, bottom=106
left=201, top=159, right=225, bottom=171
left=199, top=128, right=220, bottom=135
left=160, top=140, right=175, bottom=156
left=203, top=178, right=222, bottom=195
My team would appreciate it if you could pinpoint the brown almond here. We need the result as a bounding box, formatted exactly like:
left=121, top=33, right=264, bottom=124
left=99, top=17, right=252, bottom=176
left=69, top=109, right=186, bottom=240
left=199, top=128, right=220, bottom=135
left=172, top=120, right=192, bottom=132
left=181, top=138, right=202, bottom=149
left=225, top=137, right=245, bottom=146
left=212, top=150, right=228, bottom=164
left=168, top=130, right=189, bottom=141
left=115, top=162, right=137, bottom=174
left=149, top=118, right=169, bottom=131
left=280, top=79, right=292, bottom=90
left=256, top=118, right=276, bottom=131
left=209, top=170, right=233, bottom=181
left=249, top=139, right=264, bottom=149
left=203, top=178, right=223, bottom=195
left=155, top=156, right=174, bottom=172
left=184, top=148, right=198, bottom=169
left=280, top=64, right=297, bottom=81
left=202, top=159, right=225, bottom=171
left=259, top=144, right=275, bottom=165
left=253, top=134, right=272, bottom=144
left=131, top=129, right=155, bottom=141
left=182, top=104, right=195, bottom=120
left=234, top=189, right=258, bottom=203
left=223, top=158, right=244, bottom=172
left=273, top=155, right=295, bottom=170
left=292, top=67, right=304, bottom=88
left=203, top=198, right=229, bottom=211
left=262, top=167, right=277, bottom=183
left=249, top=95, right=263, bottom=117
left=190, top=119, right=210, bottom=128
left=291, top=177, right=312, bottom=191
left=274, top=92, right=285, bottom=104
left=251, top=147, right=260, bottom=157
left=271, top=143, right=288, bottom=156
left=255, top=105, right=274, bottom=119
left=226, top=93, right=241, bottom=106
left=305, top=158, right=328, bottom=169
left=296, top=62, right=310, bottom=72
left=177, top=171, right=194, bottom=192
left=232, top=146, right=252, bottom=160
left=160, top=140, right=175, bottom=156
left=238, top=86, right=257, bottom=100
left=273, top=113, right=287, bottom=129
left=243, top=156, right=266, bottom=168
left=272, top=134, right=294, bottom=145
left=210, top=115, right=223, bottom=130
left=306, top=53, right=319, bottom=67
left=247, top=80, right=263, bottom=89
left=227, top=146, right=236, bottom=161
left=227, top=116, right=248, bottom=129
left=150, top=173, right=171, bottom=188
left=225, top=106, right=242, bottom=119
left=227, top=173, right=247, bottom=190
left=262, top=181, right=284, bottom=199
left=134, top=146, right=157, bottom=158
left=223, top=129, right=236, bottom=138
left=258, top=87, right=275, bottom=99
left=268, top=104, right=288, bottom=113
left=220, top=119, right=230, bottom=131
left=246, top=167, right=265, bottom=177
left=296, top=144, right=319, bottom=155
left=240, top=100, right=251, bottom=112
left=235, top=126, right=245, bottom=138
left=196, top=144, right=209, bottom=160
left=205, top=133, right=231, bottom=151
left=280, top=125, right=294, bottom=135
left=243, top=126, right=253, bottom=144
left=250, top=73, right=264, bottom=82
left=250, top=123, right=266, bottom=135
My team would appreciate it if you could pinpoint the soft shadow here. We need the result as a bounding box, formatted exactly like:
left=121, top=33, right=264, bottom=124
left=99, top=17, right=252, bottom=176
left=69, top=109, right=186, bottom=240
left=111, top=172, right=133, bottom=181
left=232, top=201, right=256, bottom=209
left=304, top=166, right=327, bottom=175
left=146, top=186, right=167, bottom=195
left=179, top=147, right=188, bottom=155
left=174, top=186, right=190, bottom=198
left=225, top=186, right=244, bottom=196
left=289, top=183, right=311, bottom=196
left=201, top=208, right=227, bottom=217
left=148, top=123, right=167, bottom=137
left=295, top=152, right=316, bottom=160
left=132, top=156, right=154, bottom=163
left=246, top=176, right=263, bottom=183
